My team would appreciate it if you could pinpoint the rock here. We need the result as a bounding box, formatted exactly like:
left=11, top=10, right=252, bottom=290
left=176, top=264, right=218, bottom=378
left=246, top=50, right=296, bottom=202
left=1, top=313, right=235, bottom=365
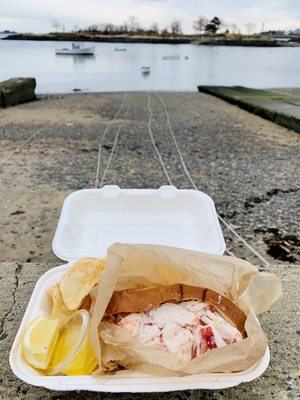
left=0, top=77, right=36, bottom=107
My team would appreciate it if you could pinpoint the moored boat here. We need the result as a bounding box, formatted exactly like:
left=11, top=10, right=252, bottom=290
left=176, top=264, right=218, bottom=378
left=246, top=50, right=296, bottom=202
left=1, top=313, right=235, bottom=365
left=140, top=66, right=151, bottom=74
left=162, top=55, right=180, bottom=60
left=55, top=42, right=95, bottom=55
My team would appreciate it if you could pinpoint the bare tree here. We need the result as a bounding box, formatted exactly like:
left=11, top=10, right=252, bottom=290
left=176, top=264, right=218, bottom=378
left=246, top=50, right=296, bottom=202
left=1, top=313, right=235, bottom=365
left=103, top=23, right=115, bottom=33
left=121, top=21, right=129, bottom=33
left=127, top=16, right=141, bottom=32
left=149, top=22, right=159, bottom=34
left=193, top=16, right=209, bottom=33
left=218, top=19, right=227, bottom=33
left=228, top=22, right=240, bottom=34
left=51, top=19, right=62, bottom=32
left=170, top=19, right=182, bottom=34
left=245, top=22, right=256, bottom=35
left=221, top=20, right=229, bottom=33
left=86, top=24, right=99, bottom=32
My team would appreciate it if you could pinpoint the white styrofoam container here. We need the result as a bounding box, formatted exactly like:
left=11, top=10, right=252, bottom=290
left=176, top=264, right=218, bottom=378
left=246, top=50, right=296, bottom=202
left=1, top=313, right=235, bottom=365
left=52, top=185, right=226, bottom=260
left=10, top=186, right=270, bottom=392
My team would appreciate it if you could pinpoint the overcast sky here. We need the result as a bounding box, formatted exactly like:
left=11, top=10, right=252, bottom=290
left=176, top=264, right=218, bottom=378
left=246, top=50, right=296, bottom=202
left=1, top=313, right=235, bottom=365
left=1, top=0, right=300, bottom=34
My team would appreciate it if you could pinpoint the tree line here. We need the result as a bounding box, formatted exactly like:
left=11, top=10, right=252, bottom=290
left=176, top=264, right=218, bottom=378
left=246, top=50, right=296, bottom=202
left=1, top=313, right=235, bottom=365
left=51, top=15, right=258, bottom=36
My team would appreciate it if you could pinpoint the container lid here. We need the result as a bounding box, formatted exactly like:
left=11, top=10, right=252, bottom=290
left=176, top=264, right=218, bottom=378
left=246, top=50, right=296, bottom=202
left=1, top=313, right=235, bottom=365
left=52, top=185, right=226, bottom=261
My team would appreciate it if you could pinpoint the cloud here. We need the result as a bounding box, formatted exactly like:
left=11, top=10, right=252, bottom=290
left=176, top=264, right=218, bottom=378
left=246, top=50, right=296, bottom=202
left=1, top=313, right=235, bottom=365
left=0, top=0, right=299, bottom=33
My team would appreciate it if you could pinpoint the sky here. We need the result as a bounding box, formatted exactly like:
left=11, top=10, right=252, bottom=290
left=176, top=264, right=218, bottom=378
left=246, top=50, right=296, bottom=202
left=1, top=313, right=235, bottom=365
left=1, top=0, right=300, bottom=34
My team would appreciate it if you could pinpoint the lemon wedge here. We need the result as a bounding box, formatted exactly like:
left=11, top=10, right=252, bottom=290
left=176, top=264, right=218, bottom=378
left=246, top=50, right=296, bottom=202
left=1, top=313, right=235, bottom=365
left=22, top=316, right=59, bottom=370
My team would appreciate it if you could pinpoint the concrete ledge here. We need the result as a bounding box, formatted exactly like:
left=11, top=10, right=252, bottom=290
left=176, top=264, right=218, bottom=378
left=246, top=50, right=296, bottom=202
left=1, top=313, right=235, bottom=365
left=198, top=85, right=300, bottom=133
left=0, top=77, right=36, bottom=108
left=0, top=262, right=299, bottom=399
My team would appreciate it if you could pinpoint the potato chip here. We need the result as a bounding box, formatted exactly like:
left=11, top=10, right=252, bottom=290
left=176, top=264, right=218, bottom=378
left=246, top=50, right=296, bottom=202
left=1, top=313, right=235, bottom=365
left=88, top=285, right=99, bottom=314
left=48, top=284, right=73, bottom=327
left=59, top=258, right=105, bottom=311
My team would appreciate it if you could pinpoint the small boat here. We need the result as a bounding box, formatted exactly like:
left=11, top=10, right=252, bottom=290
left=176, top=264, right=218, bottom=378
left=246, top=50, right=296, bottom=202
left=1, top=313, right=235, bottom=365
left=140, top=66, right=151, bottom=74
left=114, top=47, right=127, bottom=52
left=55, top=42, right=95, bottom=55
left=162, top=55, right=180, bottom=60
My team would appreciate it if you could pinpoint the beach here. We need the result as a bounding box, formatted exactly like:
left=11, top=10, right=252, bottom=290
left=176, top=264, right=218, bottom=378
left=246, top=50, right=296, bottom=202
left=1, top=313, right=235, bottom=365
left=0, top=91, right=299, bottom=265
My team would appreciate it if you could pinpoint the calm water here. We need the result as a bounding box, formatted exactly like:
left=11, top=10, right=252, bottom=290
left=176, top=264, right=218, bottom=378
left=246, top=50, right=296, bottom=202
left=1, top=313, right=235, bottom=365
left=1, top=40, right=300, bottom=93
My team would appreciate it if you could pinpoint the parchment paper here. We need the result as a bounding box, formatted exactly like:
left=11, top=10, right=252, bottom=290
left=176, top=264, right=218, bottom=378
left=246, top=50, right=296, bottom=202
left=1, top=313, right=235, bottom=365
left=90, top=243, right=281, bottom=374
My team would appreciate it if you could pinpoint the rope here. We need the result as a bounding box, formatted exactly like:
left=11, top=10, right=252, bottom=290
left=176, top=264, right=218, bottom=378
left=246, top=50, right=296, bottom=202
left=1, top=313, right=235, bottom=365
left=217, top=214, right=271, bottom=265
left=95, top=93, right=128, bottom=188
left=155, top=92, right=270, bottom=266
left=0, top=95, right=89, bottom=170
left=99, top=101, right=131, bottom=187
left=156, top=92, right=198, bottom=190
left=0, top=90, right=270, bottom=266
left=146, top=93, right=173, bottom=185
left=0, top=121, right=13, bottom=127
left=0, top=97, right=63, bottom=128
left=0, top=120, right=58, bottom=169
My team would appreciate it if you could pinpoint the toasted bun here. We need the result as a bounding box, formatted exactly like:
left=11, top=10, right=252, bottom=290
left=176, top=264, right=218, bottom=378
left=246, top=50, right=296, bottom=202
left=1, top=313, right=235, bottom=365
left=181, top=285, right=206, bottom=301
left=104, top=284, right=182, bottom=316
left=204, top=289, right=246, bottom=334
left=104, top=284, right=246, bottom=334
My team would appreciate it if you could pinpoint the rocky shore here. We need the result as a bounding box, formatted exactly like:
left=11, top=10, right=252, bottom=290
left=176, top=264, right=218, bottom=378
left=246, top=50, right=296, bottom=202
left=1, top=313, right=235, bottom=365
left=3, top=32, right=299, bottom=46
left=0, top=91, right=299, bottom=265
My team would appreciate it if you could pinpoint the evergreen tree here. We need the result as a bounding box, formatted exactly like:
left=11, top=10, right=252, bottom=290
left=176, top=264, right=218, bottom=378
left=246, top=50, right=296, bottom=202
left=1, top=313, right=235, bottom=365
left=205, top=17, right=221, bottom=34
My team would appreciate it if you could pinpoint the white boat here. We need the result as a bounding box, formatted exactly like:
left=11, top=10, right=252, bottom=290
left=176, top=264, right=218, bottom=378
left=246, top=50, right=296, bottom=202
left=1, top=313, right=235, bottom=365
left=55, top=42, right=95, bottom=55
left=140, top=66, right=151, bottom=74
left=162, top=55, right=180, bottom=60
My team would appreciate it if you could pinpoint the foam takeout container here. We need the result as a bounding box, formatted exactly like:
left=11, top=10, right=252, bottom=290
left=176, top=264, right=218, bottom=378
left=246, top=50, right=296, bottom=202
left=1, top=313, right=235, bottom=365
left=10, top=185, right=270, bottom=392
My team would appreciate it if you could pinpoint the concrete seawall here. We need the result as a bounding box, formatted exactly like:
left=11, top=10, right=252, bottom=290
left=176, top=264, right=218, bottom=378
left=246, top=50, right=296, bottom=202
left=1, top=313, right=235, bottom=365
left=1, top=263, right=299, bottom=398
left=198, top=86, right=300, bottom=133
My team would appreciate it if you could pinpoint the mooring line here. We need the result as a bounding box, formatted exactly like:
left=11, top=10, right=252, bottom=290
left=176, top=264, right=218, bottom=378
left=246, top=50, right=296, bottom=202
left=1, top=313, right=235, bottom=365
left=146, top=93, right=173, bottom=185
left=0, top=94, right=90, bottom=170
left=154, top=92, right=270, bottom=266
left=99, top=101, right=131, bottom=187
left=95, top=93, right=129, bottom=188
left=0, top=95, right=64, bottom=128
left=0, top=121, right=13, bottom=128
left=156, top=92, right=197, bottom=189
left=0, top=120, right=58, bottom=169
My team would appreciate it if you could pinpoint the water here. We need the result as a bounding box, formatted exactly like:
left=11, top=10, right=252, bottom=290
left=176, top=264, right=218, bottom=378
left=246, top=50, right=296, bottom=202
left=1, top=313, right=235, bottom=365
left=1, top=40, right=300, bottom=93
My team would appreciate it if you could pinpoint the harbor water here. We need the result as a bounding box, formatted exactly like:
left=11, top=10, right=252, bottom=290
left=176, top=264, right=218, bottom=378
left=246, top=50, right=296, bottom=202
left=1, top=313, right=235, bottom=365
left=1, top=40, right=300, bottom=93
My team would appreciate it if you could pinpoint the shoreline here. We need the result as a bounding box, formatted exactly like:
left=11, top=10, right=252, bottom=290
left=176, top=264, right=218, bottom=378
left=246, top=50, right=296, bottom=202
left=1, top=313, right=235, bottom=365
left=3, top=32, right=300, bottom=47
